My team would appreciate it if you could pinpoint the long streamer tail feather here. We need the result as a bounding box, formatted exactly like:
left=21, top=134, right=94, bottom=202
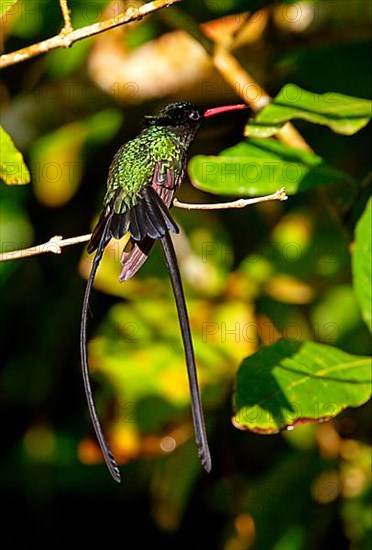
left=82, top=184, right=208, bottom=480
left=80, top=212, right=121, bottom=483
left=159, top=231, right=212, bottom=473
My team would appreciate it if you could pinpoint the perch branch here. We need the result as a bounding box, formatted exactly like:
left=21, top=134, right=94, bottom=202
left=0, top=0, right=182, bottom=69
left=0, top=234, right=91, bottom=262
left=0, top=189, right=287, bottom=262
left=173, top=187, right=288, bottom=210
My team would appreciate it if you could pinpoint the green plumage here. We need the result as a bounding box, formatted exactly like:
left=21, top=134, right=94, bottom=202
left=105, top=127, right=184, bottom=213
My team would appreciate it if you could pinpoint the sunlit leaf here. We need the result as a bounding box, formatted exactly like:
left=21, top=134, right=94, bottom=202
left=188, top=138, right=353, bottom=196
left=0, top=0, right=18, bottom=17
left=245, top=85, right=372, bottom=137
left=352, top=198, right=372, bottom=332
left=31, top=123, right=85, bottom=206
left=0, top=126, right=30, bottom=185
left=233, top=339, right=371, bottom=433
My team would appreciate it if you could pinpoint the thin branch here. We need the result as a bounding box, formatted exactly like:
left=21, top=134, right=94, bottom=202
left=59, top=0, right=73, bottom=34
left=0, top=0, right=182, bottom=69
left=0, top=189, right=287, bottom=262
left=173, top=187, right=287, bottom=210
left=0, top=234, right=91, bottom=262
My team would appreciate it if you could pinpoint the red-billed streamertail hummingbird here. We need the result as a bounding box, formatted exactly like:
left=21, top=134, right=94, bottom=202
left=81, top=101, right=247, bottom=482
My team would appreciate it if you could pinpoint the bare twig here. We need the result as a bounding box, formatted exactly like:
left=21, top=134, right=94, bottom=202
left=0, top=0, right=182, bottom=69
left=0, top=189, right=287, bottom=262
left=59, top=0, right=73, bottom=34
left=0, top=234, right=91, bottom=262
left=173, top=187, right=287, bottom=210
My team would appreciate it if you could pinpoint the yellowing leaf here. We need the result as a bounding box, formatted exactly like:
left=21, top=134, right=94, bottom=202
left=31, top=123, right=85, bottom=206
left=0, top=126, right=30, bottom=185
left=0, top=0, right=18, bottom=18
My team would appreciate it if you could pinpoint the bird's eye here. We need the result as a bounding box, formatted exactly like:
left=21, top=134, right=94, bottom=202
left=189, top=111, right=201, bottom=121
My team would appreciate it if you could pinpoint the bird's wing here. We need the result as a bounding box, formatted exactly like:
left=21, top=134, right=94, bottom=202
left=119, top=160, right=182, bottom=281
left=88, top=158, right=181, bottom=253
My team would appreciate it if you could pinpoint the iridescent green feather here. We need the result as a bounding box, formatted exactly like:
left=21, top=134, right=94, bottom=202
left=104, top=127, right=184, bottom=213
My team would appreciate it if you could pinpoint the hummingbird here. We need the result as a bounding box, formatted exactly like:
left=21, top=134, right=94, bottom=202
left=81, top=101, right=247, bottom=482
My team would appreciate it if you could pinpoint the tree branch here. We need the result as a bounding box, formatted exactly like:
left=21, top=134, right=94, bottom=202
left=0, top=189, right=287, bottom=262
left=59, top=0, right=73, bottom=34
left=0, top=234, right=91, bottom=262
left=173, top=187, right=287, bottom=210
left=0, top=0, right=182, bottom=69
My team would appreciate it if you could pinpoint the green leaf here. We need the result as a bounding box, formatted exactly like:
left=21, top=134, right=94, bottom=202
left=0, top=126, right=30, bottom=185
left=352, top=198, right=372, bottom=333
left=188, top=138, right=353, bottom=196
left=245, top=84, right=372, bottom=137
left=233, top=339, right=371, bottom=433
left=0, top=0, right=18, bottom=18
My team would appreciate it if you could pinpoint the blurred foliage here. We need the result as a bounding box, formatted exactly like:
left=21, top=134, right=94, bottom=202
left=0, top=0, right=371, bottom=548
left=352, top=198, right=372, bottom=333
left=0, top=0, right=18, bottom=18
left=0, top=125, right=30, bottom=183
left=30, top=108, right=123, bottom=205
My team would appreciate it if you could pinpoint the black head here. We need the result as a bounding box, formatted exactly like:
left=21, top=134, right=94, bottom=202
left=142, top=101, right=248, bottom=145
left=144, top=102, right=205, bottom=132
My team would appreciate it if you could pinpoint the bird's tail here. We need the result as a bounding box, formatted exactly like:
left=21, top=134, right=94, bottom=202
left=159, top=230, right=212, bottom=473
left=80, top=211, right=121, bottom=483
left=119, top=185, right=178, bottom=281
